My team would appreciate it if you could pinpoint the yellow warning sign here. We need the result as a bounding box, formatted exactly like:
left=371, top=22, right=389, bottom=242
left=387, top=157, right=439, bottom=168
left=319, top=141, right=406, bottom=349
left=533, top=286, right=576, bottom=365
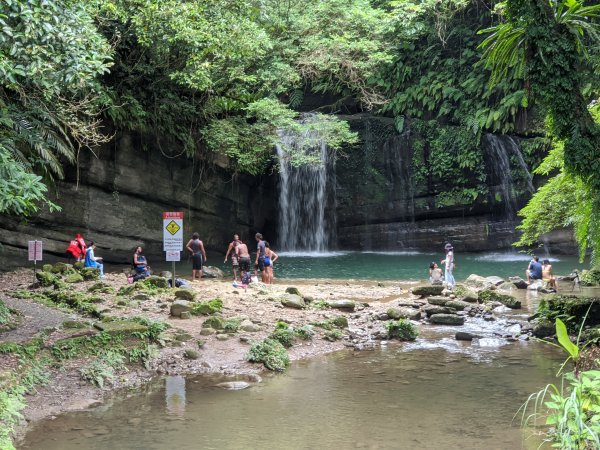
left=165, top=220, right=180, bottom=236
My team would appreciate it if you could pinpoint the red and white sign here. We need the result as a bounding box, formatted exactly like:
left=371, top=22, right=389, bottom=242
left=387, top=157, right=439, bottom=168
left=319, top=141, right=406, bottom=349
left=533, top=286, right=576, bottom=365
left=28, top=240, right=43, bottom=261
left=166, top=251, right=181, bottom=262
left=163, top=212, right=183, bottom=251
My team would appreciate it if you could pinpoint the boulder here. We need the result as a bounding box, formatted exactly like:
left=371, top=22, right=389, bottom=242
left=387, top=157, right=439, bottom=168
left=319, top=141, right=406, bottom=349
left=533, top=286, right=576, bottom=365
left=93, top=321, right=148, bottom=335
left=180, top=311, right=191, bottom=319
left=455, top=331, right=480, bottom=341
left=202, top=266, right=224, bottom=279
left=411, top=285, right=444, bottom=297
left=485, top=276, right=505, bottom=286
left=332, top=316, right=349, bottom=328
left=427, top=296, right=449, bottom=306
left=429, top=314, right=465, bottom=325
left=509, top=276, right=529, bottom=289
left=183, top=349, right=199, bottom=360
left=464, top=274, right=494, bottom=290
left=285, top=287, right=302, bottom=296
left=531, top=318, right=555, bottom=338
left=174, top=289, right=196, bottom=301
left=280, top=294, right=306, bottom=309
left=326, top=300, right=356, bottom=311
left=445, top=300, right=470, bottom=311
left=160, top=271, right=173, bottom=279
left=216, top=381, right=251, bottom=390
left=170, top=300, right=191, bottom=317
left=454, top=285, right=478, bottom=303
left=478, top=290, right=522, bottom=309
left=42, top=264, right=53, bottom=272
left=73, top=261, right=85, bottom=271
left=387, top=307, right=421, bottom=320
left=80, top=267, right=100, bottom=280
left=35, top=271, right=58, bottom=287
left=145, top=276, right=169, bottom=289
left=423, top=305, right=454, bottom=317
left=527, top=280, right=543, bottom=291
left=202, top=316, right=225, bottom=329
left=51, top=262, right=70, bottom=273
left=64, top=272, right=84, bottom=283
left=496, top=282, right=516, bottom=293
left=88, top=282, right=114, bottom=293
left=240, top=320, right=261, bottom=332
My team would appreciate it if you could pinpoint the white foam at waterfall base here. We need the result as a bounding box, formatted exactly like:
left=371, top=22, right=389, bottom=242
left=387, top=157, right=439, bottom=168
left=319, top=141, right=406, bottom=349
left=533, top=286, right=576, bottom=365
left=362, top=250, right=431, bottom=256
left=278, top=251, right=348, bottom=258
left=474, top=252, right=560, bottom=262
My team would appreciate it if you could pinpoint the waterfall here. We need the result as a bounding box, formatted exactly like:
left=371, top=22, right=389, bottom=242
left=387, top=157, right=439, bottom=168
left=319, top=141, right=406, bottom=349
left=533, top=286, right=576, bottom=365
left=276, top=130, right=335, bottom=253
left=483, top=134, right=534, bottom=220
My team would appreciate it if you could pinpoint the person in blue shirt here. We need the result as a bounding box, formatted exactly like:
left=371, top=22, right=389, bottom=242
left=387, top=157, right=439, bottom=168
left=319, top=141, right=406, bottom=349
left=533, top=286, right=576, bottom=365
left=526, top=256, right=543, bottom=283
left=84, top=241, right=104, bottom=278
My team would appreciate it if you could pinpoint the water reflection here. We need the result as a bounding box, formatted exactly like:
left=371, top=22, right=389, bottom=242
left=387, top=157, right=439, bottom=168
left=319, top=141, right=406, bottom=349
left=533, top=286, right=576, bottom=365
left=165, top=376, right=186, bottom=417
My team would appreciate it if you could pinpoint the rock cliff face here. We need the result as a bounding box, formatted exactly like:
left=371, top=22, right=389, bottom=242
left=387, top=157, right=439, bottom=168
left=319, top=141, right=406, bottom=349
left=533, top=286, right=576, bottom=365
left=333, top=115, right=575, bottom=253
left=0, top=132, right=276, bottom=269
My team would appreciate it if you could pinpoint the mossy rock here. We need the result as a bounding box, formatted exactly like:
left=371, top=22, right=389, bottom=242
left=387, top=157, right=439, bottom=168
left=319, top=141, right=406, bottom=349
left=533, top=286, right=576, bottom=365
left=580, top=268, right=600, bottom=286
left=174, top=332, right=194, bottom=342
left=174, top=289, right=196, bottom=301
left=51, top=262, right=71, bottom=273
left=42, top=264, right=53, bottom=272
left=202, top=316, right=224, bottom=329
left=118, top=285, right=136, bottom=296
left=183, top=349, right=200, bottom=360
left=80, top=267, right=100, bottom=280
left=35, top=271, right=59, bottom=287
left=93, top=320, right=148, bottom=335
left=429, top=314, right=465, bottom=325
left=281, top=294, right=306, bottom=309
left=387, top=307, right=421, bottom=320
left=423, top=305, right=454, bottom=316
left=65, top=272, right=84, bottom=283
left=478, top=290, right=521, bottom=309
left=144, top=276, right=169, bottom=289
left=285, top=287, right=302, bottom=296
left=332, top=316, right=349, bottom=328
left=532, top=318, right=555, bottom=338
left=191, top=298, right=223, bottom=316
left=453, top=285, right=478, bottom=302
left=412, top=285, right=444, bottom=297
left=427, top=296, right=449, bottom=306
left=326, top=300, right=355, bottom=311
left=445, top=300, right=470, bottom=311
left=62, top=320, right=89, bottom=329
left=580, top=326, right=600, bottom=344
left=88, top=282, right=115, bottom=294
left=88, top=296, right=104, bottom=304
left=73, top=261, right=85, bottom=271
left=170, top=300, right=191, bottom=317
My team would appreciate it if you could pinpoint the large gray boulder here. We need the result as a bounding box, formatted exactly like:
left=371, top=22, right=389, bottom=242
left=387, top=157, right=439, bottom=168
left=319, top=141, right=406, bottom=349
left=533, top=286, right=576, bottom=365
left=412, top=285, right=445, bottom=297
left=509, top=276, right=529, bottom=289
left=485, top=276, right=505, bottom=286
left=170, top=300, right=192, bottom=317
left=427, top=296, right=449, bottom=306
left=202, top=266, right=224, bottom=278
left=464, top=274, right=494, bottom=290
left=174, top=288, right=196, bottom=301
left=445, top=300, right=470, bottom=311
left=423, top=305, right=455, bottom=317
left=387, top=307, right=421, bottom=320
left=429, top=314, right=465, bottom=325
left=281, top=294, right=306, bottom=309
left=527, top=280, right=543, bottom=291
left=532, top=318, right=555, bottom=338
left=454, top=285, right=479, bottom=303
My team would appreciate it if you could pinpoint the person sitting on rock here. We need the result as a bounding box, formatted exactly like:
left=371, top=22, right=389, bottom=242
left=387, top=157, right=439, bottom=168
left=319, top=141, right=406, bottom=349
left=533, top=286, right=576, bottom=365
left=65, top=233, right=86, bottom=261
left=542, top=259, right=557, bottom=290
left=84, top=241, right=104, bottom=278
left=131, top=246, right=150, bottom=282
left=526, top=256, right=543, bottom=284
left=429, top=262, right=444, bottom=285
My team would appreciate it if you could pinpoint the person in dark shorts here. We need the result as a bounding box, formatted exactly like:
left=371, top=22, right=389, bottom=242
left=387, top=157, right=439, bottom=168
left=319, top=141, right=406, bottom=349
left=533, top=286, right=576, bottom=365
left=255, top=232, right=267, bottom=282
left=235, top=239, right=251, bottom=283
left=224, top=234, right=241, bottom=281
left=186, top=232, right=207, bottom=281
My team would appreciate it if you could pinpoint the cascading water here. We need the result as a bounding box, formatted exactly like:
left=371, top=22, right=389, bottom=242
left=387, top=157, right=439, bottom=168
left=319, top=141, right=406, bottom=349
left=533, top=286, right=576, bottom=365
left=276, top=129, right=335, bottom=253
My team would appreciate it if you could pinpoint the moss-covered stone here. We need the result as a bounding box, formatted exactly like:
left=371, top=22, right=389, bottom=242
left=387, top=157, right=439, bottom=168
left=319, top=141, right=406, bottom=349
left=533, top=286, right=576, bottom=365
left=51, top=262, right=70, bottom=273
left=326, top=300, right=355, bottom=311
left=427, top=296, right=449, bottom=306
left=281, top=294, right=305, bottom=309
left=453, top=284, right=478, bottom=302
left=202, top=316, right=224, bottom=329
left=174, top=289, right=196, bottom=301
left=183, top=349, right=200, bottom=360
left=190, top=298, right=223, bottom=316
left=387, top=307, right=421, bottom=320
left=62, top=320, right=89, bottom=329
left=93, top=321, right=148, bottom=335
left=478, top=290, right=521, bottom=309
left=42, top=264, right=53, bottom=272
left=35, top=271, right=59, bottom=287
left=429, top=314, right=465, bottom=325
left=332, top=316, right=349, bottom=328
left=412, top=285, right=444, bottom=297
left=64, top=272, right=84, bottom=283
left=88, top=282, right=115, bottom=294
left=170, top=300, right=191, bottom=317
left=285, top=287, right=302, bottom=296
left=537, top=295, right=600, bottom=332
left=73, top=261, right=85, bottom=271
left=144, top=276, right=169, bottom=289
left=445, top=300, right=470, bottom=311
left=80, top=267, right=100, bottom=280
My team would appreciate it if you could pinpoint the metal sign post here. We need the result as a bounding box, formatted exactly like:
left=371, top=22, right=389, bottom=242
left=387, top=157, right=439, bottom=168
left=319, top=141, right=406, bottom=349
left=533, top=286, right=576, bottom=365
left=163, top=212, right=183, bottom=288
left=28, top=240, right=43, bottom=282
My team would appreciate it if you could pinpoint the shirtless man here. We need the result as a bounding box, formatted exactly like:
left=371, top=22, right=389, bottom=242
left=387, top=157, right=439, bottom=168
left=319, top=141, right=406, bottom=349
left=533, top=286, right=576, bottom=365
left=235, top=239, right=251, bottom=283
left=224, top=234, right=240, bottom=281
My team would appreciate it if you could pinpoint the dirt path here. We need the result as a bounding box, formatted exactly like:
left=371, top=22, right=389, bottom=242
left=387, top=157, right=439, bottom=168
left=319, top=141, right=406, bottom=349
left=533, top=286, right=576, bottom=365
left=0, top=295, right=70, bottom=343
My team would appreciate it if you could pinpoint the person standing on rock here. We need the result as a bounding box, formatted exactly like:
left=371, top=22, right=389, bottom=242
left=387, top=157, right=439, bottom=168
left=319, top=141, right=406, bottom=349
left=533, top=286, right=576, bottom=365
left=255, top=233, right=267, bottom=283
left=264, top=242, right=279, bottom=284
left=132, top=246, right=150, bottom=282
left=224, top=234, right=241, bottom=281
left=235, top=239, right=251, bottom=284
left=186, top=232, right=207, bottom=282
left=441, top=243, right=455, bottom=290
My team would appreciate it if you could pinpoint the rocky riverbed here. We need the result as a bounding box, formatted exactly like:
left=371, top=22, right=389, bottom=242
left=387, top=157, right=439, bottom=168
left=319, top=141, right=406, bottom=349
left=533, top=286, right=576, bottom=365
left=0, top=265, right=572, bottom=446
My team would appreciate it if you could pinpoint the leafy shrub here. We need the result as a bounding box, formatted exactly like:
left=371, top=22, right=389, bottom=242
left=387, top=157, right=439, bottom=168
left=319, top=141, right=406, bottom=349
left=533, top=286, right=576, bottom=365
left=324, top=329, right=343, bottom=341
left=294, top=325, right=315, bottom=340
left=191, top=298, right=223, bottom=316
left=581, top=268, right=600, bottom=286
left=223, top=317, right=242, bottom=333
left=247, top=338, right=289, bottom=372
left=310, top=299, right=329, bottom=310
left=79, top=351, right=126, bottom=388
left=270, top=325, right=295, bottom=348
left=385, top=319, right=418, bottom=341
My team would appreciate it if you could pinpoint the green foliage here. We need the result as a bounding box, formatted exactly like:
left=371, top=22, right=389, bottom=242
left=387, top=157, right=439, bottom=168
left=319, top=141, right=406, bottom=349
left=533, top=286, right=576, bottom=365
left=581, top=268, right=600, bottom=287
left=222, top=317, right=242, bottom=333
left=79, top=351, right=126, bottom=388
left=191, top=298, right=223, bottom=316
left=323, top=329, right=343, bottom=341
left=270, top=323, right=295, bottom=348
left=247, top=338, right=290, bottom=372
left=0, top=300, right=12, bottom=326
left=385, top=319, right=419, bottom=341
left=294, top=324, right=315, bottom=341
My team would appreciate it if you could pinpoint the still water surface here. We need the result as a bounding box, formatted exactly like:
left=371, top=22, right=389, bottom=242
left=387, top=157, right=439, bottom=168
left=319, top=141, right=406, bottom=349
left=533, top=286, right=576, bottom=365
left=22, top=336, right=562, bottom=450
left=152, top=251, right=585, bottom=281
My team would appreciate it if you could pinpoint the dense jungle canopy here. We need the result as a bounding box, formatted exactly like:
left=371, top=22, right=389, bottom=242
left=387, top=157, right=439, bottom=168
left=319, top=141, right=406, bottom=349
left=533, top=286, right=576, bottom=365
left=1, top=0, right=600, bottom=263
